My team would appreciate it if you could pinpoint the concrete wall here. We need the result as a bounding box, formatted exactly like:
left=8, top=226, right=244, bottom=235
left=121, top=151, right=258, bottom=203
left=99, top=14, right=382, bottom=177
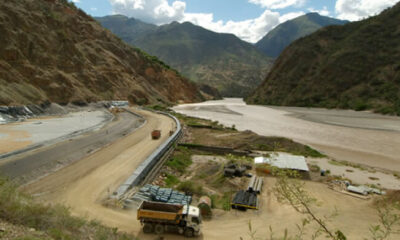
left=113, top=110, right=182, bottom=199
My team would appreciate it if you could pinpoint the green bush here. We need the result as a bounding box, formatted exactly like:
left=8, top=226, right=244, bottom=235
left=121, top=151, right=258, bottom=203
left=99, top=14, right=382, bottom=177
left=0, top=178, right=134, bottom=239
left=303, top=145, right=326, bottom=158
left=165, top=174, right=180, bottom=187
left=165, top=147, right=192, bottom=173
left=209, top=193, right=232, bottom=211
left=177, top=181, right=203, bottom=195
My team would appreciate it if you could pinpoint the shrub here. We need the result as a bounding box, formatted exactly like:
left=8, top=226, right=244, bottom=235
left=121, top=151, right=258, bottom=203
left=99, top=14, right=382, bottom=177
left=165, top=147, right=192, bottom=173
left=177, top=181, right=203, bottom=196
left=165, top=174, right=180, bottom=187
left=0, top=177, right=134, bottom=239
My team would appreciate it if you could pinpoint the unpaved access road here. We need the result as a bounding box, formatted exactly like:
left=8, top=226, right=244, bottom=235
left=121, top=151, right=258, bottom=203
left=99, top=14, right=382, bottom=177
left=174, top=98, right=400, bottom=172
left=21, top=108, right=395, bottom=240
left=24, top=109, right=175, bottom=234
left=0, top=110, right=143, bottom=183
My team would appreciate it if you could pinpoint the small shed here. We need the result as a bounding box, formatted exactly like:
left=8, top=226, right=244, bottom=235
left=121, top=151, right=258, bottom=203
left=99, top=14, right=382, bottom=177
left=198, top=196, right=212, bottom=218
left=255, top=153, right=309, bottom=171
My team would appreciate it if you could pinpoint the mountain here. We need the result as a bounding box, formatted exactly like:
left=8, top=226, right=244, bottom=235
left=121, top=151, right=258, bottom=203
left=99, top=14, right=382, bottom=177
left=0, top=0, right=203, bottom=106
left=255, top=13, right=348, bottom=58
left=94, top=15, right=157, bottom=43
left=247, top=3, right=400, bottom=115
left=96, top=17, right=273, bottom=97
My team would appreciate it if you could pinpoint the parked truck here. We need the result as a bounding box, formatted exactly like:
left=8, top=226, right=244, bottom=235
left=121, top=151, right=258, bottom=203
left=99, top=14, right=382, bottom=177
left=151, top=130, right=161, bottom=140
left=137, top=201, right=201, bottom=237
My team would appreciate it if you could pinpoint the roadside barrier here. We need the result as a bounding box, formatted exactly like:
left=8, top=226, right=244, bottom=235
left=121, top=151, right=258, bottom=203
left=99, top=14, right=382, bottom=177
left=113, top=110, right=182, bottom=199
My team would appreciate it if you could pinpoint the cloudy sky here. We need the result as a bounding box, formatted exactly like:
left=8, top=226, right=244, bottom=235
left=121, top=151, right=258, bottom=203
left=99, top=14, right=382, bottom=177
left=72, top=0, right=399, bottom=43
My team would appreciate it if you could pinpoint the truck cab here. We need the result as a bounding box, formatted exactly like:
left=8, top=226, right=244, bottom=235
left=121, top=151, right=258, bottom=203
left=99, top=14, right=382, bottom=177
left=182, top=205, right=202, bottom=236
left=137, top=201, right=202, bottom=237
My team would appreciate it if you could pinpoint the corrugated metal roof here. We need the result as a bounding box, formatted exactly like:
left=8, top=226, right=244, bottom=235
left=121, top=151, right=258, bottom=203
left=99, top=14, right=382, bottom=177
left=254, top=153, right=309, bottom=171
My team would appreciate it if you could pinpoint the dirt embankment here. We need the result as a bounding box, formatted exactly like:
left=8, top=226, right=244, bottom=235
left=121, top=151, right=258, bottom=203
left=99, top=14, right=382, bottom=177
left=0, top=110, right=143, bottom=183
left=16, top=108, right=399, bottom=240
left=23, top=109, right=175, bottom=235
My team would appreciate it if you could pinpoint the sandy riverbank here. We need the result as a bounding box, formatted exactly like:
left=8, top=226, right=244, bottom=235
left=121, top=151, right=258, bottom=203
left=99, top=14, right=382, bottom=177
left=174, top=98, right=400, bottom=172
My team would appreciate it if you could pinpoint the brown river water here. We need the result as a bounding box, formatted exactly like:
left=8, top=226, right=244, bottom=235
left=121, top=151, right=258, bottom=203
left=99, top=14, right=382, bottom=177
left=173, top=98, right=400, bottom=172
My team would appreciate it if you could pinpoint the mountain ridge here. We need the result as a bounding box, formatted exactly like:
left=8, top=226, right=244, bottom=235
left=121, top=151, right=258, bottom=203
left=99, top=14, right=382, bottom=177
left=96, top=16, right=273, bottom=97
left=255, top=13, right=348, bottom=58
left=247, top=3, right=400, bottom=115
left=0, top=0, right=203, bottom=106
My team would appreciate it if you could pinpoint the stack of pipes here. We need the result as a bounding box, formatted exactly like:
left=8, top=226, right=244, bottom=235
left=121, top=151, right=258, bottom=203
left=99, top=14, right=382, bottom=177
left=247, top=176, right=263, bottom=194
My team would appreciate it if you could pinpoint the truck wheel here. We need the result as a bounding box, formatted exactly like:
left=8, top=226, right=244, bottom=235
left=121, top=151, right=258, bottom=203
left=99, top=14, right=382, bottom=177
left=143, top=223, right=154, bottom=233
left=184, top=228, right=194, bottom=237
left=154, top=224, right=164, bottom=234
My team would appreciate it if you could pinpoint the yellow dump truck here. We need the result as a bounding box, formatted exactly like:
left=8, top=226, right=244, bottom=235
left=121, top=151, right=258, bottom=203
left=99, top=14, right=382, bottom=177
left=137, top=201, right=201, bottom=237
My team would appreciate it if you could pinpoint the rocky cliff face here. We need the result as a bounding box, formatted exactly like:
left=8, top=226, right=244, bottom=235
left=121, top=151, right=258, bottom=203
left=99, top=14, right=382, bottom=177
left=0, top=0, right=203, bottom=106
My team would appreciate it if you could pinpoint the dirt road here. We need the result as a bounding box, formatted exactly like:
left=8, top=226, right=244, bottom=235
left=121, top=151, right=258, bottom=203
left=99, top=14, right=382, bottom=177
left=21, top=108, right=395, bottom=240
left=0, top=111, right=143, bottom=182
left=24, top=109, right=175, bottom=235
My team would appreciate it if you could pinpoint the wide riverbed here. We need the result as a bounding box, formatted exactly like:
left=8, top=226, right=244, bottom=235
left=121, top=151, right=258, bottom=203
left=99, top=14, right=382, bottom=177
left=173, top=98, right=400, bottom=172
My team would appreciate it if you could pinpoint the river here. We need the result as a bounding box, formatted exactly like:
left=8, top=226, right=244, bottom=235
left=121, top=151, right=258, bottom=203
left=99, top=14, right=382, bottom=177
left=173, top=98, right=400, bottom=172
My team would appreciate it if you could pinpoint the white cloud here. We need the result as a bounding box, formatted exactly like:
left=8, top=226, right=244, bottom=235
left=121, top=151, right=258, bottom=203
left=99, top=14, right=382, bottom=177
left=183, top=10, right=285, bottom=43
left=335, top=0, right=399, bottom=21
left=279, top=11, right=304, bottom=22
left=71, top=0, right=80, bottom=3
left=109, top=0, right=186, bottom=24
left=307, top=6, right=330, bottom=16
left=109, top=0, right=306, bottom=43
left=248, top=0, right=306, bottom=9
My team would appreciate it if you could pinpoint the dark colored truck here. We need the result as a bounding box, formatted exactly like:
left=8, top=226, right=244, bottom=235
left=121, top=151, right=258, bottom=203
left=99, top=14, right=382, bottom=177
left=151, top=130, right=161, bottom=140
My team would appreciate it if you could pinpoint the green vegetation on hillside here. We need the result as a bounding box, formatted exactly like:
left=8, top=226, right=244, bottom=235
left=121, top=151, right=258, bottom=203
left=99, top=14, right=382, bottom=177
left=96, top=18, right=273, bottom=97
left=248, top=3, right=400, bottom=116
left=255, top=13, right=348, bottom=58
left=0, top=178, right=132, bottom=239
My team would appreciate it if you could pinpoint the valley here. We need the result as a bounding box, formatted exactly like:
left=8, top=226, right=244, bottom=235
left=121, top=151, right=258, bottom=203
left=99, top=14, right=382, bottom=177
left=0, top=0, right=400, bottom=240
left=174, top=98, right=400, bottom=172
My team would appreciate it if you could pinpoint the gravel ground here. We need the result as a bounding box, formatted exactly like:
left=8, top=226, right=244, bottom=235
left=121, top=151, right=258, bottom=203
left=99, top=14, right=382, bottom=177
left=308, top=157, right=400, bottom=189
left=0, top=220, right=49, bottom=240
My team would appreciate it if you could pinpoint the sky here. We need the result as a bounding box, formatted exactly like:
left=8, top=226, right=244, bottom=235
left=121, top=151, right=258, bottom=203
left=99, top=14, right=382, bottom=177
left=71, top=0, right=400, bottom=43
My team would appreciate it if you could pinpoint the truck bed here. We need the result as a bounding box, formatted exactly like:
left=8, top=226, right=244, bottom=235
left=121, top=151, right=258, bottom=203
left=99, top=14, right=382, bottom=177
left=138, top=201, right=184, bottom=222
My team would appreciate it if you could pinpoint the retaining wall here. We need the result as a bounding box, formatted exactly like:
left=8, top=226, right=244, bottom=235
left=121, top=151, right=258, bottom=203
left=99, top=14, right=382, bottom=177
left=113, top=110, right=182, bottom=199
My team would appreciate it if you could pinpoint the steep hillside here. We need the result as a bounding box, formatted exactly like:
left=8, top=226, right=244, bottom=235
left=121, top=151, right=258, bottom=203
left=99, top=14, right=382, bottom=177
left=255, top=13, right=348, bottom=58
left=95, top=15, right=157, bottom=43
left=247, top=3, right=400, bottom=115
left=97, top=18, right=273, bottom=97
left=0, top=0, right=203, bottom=106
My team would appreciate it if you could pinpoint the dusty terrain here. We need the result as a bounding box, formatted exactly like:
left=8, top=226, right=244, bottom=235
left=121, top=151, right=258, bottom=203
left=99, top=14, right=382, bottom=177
left=24, top=109, right=175, bottom=234
left=155, top=151, right=395, bottom=240
left=307, top=157, right=400, bottom=190
left=174, top=98, right=400, bottom=172
left=12, top=108, right=396, bottom=240
left=0, top=110, right=143, bottom=182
